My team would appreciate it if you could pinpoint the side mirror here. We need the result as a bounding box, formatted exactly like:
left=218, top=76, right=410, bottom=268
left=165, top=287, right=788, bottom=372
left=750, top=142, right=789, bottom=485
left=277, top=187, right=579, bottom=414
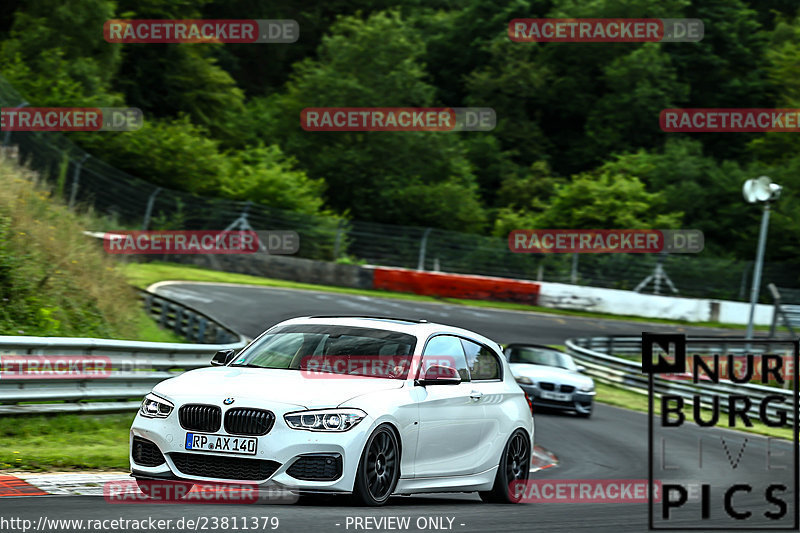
left=416, top=364, right=461, bottom=386
left=211, top=349, right=236, bottom=366
left=576, top=365, right=586, bottom=374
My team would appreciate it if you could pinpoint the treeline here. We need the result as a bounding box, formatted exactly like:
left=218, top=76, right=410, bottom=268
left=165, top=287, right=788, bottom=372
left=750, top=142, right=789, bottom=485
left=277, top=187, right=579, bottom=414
left=1, top=0, right=800, bottom=261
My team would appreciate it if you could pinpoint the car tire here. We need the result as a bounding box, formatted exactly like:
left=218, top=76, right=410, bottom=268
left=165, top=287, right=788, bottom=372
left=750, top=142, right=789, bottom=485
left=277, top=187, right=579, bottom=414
left=135, top=478, right=194, bottom=500
left=479, top=429, right=530, bottom=504
left=352, top=424, right=400, bottom=506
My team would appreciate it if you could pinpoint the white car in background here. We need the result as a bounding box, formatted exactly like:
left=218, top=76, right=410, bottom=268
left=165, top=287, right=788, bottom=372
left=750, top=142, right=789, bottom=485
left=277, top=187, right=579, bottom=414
left=505, top=344, right=596, bottom=417
left=130, top=316, right=534, bottom=505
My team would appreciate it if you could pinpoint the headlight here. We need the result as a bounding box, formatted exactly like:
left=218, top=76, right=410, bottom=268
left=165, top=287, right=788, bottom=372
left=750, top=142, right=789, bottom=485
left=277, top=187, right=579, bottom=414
left=284, top=408, right=366, bottom=432
left=514, top=375, right=534, bottom=385
left=579, top=382, right=595, bottom=392
left=140, top=393, right=174, bottom=418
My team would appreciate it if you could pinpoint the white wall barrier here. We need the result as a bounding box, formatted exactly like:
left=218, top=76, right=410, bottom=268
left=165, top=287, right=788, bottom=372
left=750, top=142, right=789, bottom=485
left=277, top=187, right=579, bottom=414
left=536, top=281, right=773, bottom=325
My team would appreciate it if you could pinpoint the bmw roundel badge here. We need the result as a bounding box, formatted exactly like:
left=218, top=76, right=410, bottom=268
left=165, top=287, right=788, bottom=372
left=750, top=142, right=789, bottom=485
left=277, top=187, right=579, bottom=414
left=223, top=397, right=234, bottom=405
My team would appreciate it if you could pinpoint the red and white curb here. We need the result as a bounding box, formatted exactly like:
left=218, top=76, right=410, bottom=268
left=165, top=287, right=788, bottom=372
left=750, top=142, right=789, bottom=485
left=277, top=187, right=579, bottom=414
left=0, top=444, right=557, bottom=497
left=531, top=445, right=559, bottom=472
left=0, top=472, right=131, bottom=497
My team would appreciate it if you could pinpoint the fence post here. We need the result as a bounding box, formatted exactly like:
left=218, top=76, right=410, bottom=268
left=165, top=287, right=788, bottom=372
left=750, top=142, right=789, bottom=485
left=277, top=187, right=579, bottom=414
left=332, top=220, right=345, bottom=260
left=768, top=283, right=781, bottom=338
left=570, top=253, right=579, bottom=284
left=417, top=228, right=432, bottom=271
left=68, top=153, right=90, bottom=209
left=142, top=187, right=162, bottom=230
left=2, top=101, right=27, bottom=147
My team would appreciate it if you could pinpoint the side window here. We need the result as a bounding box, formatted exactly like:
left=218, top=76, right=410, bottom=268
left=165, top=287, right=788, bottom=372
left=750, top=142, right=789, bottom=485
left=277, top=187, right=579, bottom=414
left=421, top=335, right=470, bottom=382
left=461, top=339, right=501, bottom=381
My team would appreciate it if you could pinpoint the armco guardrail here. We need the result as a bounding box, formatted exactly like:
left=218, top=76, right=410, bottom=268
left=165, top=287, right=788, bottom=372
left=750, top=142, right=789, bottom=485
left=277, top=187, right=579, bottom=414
left=565, top=336, right=796, bottom=424
left=138, top=288, right=242, bottom=344
left=0, top=336, right=249, bottom=414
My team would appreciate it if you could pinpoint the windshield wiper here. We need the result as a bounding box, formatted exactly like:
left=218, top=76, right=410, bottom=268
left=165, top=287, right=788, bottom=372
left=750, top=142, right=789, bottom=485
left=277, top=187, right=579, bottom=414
left=229, top=363, right=264, bottom=368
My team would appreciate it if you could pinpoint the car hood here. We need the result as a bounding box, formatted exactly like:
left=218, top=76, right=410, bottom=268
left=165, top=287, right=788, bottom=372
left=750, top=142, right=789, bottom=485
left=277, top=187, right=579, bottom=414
left=152, top=366, right=405, bottom=409
left=509, top=363, right=594, bottom=388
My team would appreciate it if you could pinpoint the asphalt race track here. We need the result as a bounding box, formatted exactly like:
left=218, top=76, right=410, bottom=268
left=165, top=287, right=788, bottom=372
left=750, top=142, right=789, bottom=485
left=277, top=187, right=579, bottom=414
left=3, top=283, right=792, bottom=532
left=149, top=282, right=750, bottom=344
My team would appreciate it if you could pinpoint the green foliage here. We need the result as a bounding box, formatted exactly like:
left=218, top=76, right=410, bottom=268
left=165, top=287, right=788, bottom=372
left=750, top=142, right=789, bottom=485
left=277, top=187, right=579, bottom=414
left=268, top=10, right=487, bottom=231
left=0, top=156, right=139, bottom=337
left=1, top=0, right=800, bottom=262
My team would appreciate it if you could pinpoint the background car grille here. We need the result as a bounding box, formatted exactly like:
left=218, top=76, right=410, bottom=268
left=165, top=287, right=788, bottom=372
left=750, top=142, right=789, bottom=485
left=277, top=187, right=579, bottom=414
left=287, top=454, right=343, bottom=481
left=539, top=382, right=555, bottom=391
left=224, top=408, right=275, bottom=436
left=131, top=436, right=165, bottom=467
left=171, top=453, right=280, bottom=481
left=179, top=404, right=222, bottom=432
left=560, top=385, right=576, bottom=393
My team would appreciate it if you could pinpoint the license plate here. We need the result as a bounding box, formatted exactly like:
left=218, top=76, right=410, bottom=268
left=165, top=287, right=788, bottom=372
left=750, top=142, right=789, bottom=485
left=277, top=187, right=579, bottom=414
left=541, top=390, right=571, bottom=402
left=184, top=433, right=257, bottom=455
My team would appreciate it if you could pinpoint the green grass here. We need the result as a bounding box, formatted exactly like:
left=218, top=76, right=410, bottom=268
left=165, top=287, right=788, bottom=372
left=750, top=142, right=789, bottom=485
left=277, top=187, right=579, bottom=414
left=595, top=382, right=792, bottom=440
left=122, top=261, right=763, bottom=331
left=0, top=413, right=134, bottom=471
left=130, top=310, right=185, bottom=343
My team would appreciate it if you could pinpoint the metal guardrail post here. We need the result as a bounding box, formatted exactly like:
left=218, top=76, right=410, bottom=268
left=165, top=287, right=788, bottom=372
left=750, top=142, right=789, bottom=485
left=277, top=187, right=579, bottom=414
left=173, top=307, right=184, bottom=335
left=197, top=318, right=207, bottom=342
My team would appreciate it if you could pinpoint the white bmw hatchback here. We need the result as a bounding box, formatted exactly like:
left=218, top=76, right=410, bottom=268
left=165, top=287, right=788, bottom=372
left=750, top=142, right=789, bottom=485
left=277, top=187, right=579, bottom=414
left=130, top=316, right=534, bottom=505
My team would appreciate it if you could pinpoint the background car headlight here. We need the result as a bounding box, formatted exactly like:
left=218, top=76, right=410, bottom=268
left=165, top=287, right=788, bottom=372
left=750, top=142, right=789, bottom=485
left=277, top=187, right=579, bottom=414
left=284, top=408, right=366, bottom=432
left=579, top=382, right=595, bottom=392
left=514, top=375, right=534, bottom=385
left=140, top=393, right=173, bottom=418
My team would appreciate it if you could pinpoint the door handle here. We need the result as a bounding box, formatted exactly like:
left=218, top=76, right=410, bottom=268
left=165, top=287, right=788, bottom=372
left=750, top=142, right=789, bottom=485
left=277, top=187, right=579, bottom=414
left=469, top=391, right=483, bottom=401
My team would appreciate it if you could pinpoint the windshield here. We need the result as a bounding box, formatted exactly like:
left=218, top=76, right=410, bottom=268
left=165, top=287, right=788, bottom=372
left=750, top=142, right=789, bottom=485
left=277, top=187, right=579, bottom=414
left=231, top=324, right=417, bottom=380
left=507, top=346, right=577, bottom=372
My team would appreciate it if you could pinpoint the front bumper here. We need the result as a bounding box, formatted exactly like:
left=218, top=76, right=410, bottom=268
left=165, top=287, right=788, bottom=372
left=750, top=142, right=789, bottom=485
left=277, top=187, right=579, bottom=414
left=130, top=407, right=374, bottom=493
left=519, top=384, right=594, bottom=414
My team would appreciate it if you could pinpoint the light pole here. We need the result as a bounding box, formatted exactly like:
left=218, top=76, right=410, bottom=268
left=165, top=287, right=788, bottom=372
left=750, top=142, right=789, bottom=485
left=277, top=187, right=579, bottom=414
left=742, top=176, right=782, bottom=339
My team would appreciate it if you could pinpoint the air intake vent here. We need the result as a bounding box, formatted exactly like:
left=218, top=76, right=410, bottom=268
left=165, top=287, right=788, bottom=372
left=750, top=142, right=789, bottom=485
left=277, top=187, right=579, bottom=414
left=171, top=453, right=280, bottom=481
left=287, top=454, right=343, bottom=481
left=132, top=436, right=165, bottom=467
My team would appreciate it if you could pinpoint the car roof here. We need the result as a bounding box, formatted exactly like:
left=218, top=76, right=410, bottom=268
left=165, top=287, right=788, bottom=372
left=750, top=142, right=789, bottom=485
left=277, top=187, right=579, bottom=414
left=271, top=315, right=503, bottom=351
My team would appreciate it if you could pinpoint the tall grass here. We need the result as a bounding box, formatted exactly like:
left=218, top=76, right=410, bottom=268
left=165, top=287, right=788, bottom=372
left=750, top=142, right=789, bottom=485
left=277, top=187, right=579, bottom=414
left=0, top=150, right=140, bottom=338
